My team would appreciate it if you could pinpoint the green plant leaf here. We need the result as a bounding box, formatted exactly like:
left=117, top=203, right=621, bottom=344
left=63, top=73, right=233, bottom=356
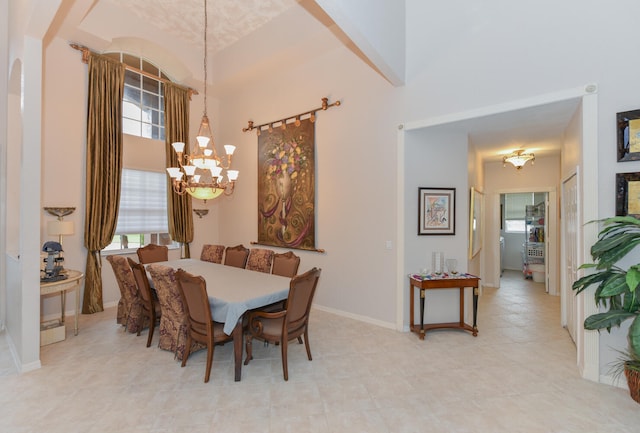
left=572, top=271, right=613, bottom=294
left=629, top=316, right=640, bottom=360
left=600, top=274, right=633, bottom=298
left=628, top=267, right=640, bottom=292
left=584, top=310, right=635, bottom=331
left=595, top=239, right=640, bottom=268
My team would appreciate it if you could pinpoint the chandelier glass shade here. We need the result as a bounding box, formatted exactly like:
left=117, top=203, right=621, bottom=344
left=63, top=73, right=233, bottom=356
left=166, top=0, right=238, bottom=201
left=503, top=150, right=535, bottom=170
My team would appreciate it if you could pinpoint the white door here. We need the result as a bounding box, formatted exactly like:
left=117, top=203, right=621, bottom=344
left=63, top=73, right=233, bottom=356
left=562, top=172, right=579, bottom=343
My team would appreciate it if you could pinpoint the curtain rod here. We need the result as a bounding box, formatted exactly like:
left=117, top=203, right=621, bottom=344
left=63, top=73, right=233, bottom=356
left=69, top=43, right=198, bottom=98
left=242, top=97, right=341, bottom=134
left=250, top=241, right=325, bottom=253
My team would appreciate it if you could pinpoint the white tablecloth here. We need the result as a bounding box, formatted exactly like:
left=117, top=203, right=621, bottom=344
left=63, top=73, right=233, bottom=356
left=155, top=259, right=291, bottom=335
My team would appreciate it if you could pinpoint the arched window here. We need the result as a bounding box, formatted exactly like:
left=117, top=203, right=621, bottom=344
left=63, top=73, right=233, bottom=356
left=104, top=52, right=168, bottom=140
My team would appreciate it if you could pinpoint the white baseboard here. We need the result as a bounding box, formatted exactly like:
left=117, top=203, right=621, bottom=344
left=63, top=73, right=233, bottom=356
left=312, top=304, right=397, bottom=331
left=4, top=331, right=41, bottom=373
left=599, top=372, right=628, bottom=390
left=41, top=300, right=118, bottom=323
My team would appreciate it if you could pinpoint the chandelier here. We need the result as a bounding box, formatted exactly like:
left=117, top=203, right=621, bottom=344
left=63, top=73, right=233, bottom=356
left=166, top=0, right=238, bottom=201
left=503, top=150, right=535, bottom=170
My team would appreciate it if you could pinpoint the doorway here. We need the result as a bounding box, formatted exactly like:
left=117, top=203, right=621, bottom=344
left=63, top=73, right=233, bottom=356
left=500, top=192, right=549, bottom=293
left=397, top=88, right=600, bottom=381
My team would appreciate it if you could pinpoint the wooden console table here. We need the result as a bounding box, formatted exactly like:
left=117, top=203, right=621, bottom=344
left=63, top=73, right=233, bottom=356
left=409, top=274, right=480, bottom=340
left=40, top=270, right=84, bottom=341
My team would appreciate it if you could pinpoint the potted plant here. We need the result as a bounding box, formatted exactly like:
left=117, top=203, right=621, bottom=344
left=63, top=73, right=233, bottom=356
left=572, top=215, right=640, bottom=403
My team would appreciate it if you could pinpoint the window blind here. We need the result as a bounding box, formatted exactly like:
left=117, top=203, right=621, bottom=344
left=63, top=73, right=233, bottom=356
left=115, top=169, right=168, bottom=234
left=504, top=193, right=534, bottom=219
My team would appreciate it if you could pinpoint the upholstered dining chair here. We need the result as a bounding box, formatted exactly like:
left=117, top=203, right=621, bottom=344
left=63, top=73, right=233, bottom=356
left=245, top=248, right=275, bottom=273
left=244, top=267, right=321, bottom=381
left=106, top=255, right=143, bottom=334
left=271, top=251, right=301, bottom=278
left=223, top=244, right=249, bottom=268
left=127, top=258, right=162, bottom=347
left=200, top=244, right=225, bottom=264
left=175, top=269, right=233, bottom=383
left=137, top=243, right=169, bottom=264
left=147, top=264, right=202, bottom=360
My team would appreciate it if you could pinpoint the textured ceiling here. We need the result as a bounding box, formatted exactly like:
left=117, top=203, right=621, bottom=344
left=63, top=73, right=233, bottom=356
left=108, top=0, right=297, bottom=53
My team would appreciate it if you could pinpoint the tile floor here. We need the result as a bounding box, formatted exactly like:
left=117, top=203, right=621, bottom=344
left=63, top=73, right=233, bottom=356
left=1, top=270, right=640, bottom=432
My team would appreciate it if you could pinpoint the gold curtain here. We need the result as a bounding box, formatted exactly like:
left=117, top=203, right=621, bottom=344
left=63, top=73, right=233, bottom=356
left=82, top=53, right=125, bottom=313
left=164, top=83, right=194, bottom=258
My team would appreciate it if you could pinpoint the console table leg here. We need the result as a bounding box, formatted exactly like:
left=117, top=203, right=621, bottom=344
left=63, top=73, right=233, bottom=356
left=60, top=292, right=66, bottom=325
left=419, top=288, right=426, bottom=340
left=472, top=286, right=479, bottom=336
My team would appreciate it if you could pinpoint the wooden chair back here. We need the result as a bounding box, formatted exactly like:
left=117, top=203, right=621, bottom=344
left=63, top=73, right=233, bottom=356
left=285, top=267, right=320, bottom=330
left=271, top=251, right=300, bottom=277
left=137, top=244, right=169, bottom=264
left=175, top=269, right=232, bottom=383
left=245, top=248, right=274, bottom=273
left=224, top=244, right=249, bottom=268
left=127, top=258, right=161, bottom=347
left=244, top=267, right=321, bottom=380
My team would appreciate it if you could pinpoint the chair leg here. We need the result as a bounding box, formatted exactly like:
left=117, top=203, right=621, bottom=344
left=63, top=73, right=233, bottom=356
left=175, top=324, right=185, bottom=361
left=146, top=312, right=155, bottom=348
left=244, top=334, right=253, bottom=365
left=303, top=328, right=312, bottom=361
left=281, top=338, right=289, bottom=381
left=297, top=336, right=303, bottom=344
left=181, top=333, right=192, bottom=367
left=204, top=342, right=213, bottom=383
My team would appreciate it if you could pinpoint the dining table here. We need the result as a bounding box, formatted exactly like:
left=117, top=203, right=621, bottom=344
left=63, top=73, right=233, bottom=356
left=153, top=258, right=291, bottom=381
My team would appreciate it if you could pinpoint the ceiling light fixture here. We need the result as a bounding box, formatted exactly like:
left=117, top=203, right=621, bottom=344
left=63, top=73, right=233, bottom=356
left=503, top=150, right=535, bottom=170
left=166, top=0, right=238, bottom=201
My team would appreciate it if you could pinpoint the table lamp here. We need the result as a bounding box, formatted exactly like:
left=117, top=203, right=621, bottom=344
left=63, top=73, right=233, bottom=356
left=47, top=220, right=75, bottom=245
left=44, top=207, right=76, bottom=247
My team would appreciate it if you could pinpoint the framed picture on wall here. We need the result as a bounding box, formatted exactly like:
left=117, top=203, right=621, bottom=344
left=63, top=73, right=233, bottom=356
left=616, top=172, right=640, bottom=217
left=617, top=109, right=640, bottom=162
left=418, top=187, right=455, bottom=235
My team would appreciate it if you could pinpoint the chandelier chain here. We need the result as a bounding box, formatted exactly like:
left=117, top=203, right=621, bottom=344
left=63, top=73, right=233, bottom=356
left=203, top=0, right=208, bottom=116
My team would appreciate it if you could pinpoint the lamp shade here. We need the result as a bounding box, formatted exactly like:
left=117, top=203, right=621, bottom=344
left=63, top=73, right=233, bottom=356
left=47, top=220, right=74, bottom=236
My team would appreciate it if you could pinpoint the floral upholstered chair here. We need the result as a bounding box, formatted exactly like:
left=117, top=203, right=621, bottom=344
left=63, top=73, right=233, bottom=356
left=245, top=248, right=274, bottom=273
left=224, top=244, right=249, bottom=268
left=200, top=244, right=225, bottom=264
left=147, top=264, right=186, bottom=358
left=106, top=255, right=143, bottom=333
left=147, top=263, right=202, bottom=360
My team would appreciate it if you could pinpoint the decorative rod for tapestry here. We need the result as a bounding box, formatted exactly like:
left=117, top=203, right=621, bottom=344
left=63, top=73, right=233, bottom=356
left=242, top=97, right=341, bottom=134
left=69, top=43, right=198, bottom=98
left=250, top=241, right=326, bottom=253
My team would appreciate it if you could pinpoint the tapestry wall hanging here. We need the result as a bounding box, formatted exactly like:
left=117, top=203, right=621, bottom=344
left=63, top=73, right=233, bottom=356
left=258, top=118, right=316, bottom=250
